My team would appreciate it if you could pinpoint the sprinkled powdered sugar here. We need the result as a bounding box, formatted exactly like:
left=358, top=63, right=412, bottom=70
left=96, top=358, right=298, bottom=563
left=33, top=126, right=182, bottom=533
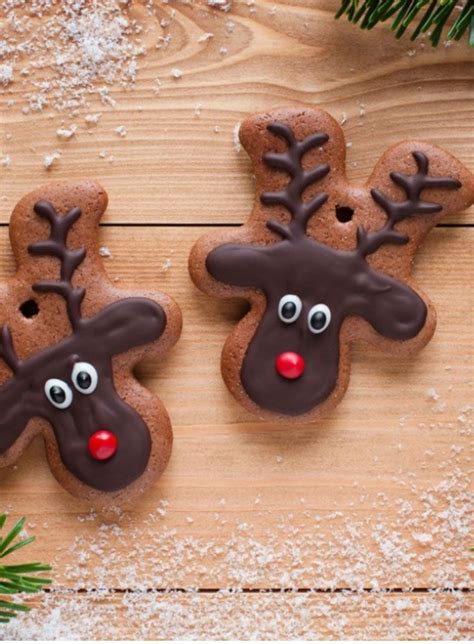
left=2, top=589, right=471, bottom=639
left=56, top=124, right=77, bottom=140
left=208, top=0, right=233, bottom=11
left=98, top=246, right=112, bottom=258
left=0, top=154, right=12, bottom=167
left=0, top=2, right=472, bottom=638
left=232, top=122, right=241, bottom=152
left=84, top=112, right=102, bottom=125
left=43, top=150, right=61, bottom=169
left=1, top=420, right=472, bottom=638
left=1, top=2, right=260, bottom=161
left=198, top=32, right=214, bottom=43
left=115, top=125, right=127, bottom=137
left=0, top=0, right=151, bottom=113
left=0, top=63, right=14, bottom=85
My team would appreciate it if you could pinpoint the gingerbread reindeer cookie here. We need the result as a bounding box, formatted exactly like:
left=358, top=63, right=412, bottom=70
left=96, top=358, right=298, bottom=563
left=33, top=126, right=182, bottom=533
left=190, top=108, right=474, bottom=421
left=0, top=181, right=182, bottom=504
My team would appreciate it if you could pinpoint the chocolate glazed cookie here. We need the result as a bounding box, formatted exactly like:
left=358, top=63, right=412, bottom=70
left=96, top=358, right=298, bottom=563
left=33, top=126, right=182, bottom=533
left=189, top=108, right=474, bottom=422
left=0, top=181, right=182, bottom=505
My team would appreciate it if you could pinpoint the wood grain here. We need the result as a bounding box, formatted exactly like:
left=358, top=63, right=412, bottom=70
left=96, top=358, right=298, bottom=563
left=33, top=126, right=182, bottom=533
left=2, top=590, right=471, bottom=639
left=1, top=1, right=472, bottom=224
left=0, top=227, right=471, bottom=589
left=0, top=1, right=472, bottom=637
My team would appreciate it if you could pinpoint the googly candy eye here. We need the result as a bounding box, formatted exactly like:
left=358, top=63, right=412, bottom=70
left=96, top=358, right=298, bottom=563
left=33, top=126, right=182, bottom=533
left=72, top=362, right=98, bottom=395
left=278, top=294, right=303, bottom=324
left=308, top=304, right=331, bottom=334
left=44, top=378, right=73, bottom=410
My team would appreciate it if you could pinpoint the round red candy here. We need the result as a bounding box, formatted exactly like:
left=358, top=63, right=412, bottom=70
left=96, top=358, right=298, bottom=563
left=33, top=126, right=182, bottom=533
left=88, top=430, right=118, bottom=461
left=275, top=351, right=305, bottom=380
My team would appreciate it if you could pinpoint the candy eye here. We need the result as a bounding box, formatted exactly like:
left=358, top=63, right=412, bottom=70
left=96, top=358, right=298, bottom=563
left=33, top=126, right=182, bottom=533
left=308, top=304, right=331, bottom=334
left=278, top=295, right=302, bottom=324
left=44, top=379, right=73, bottom=410
left=72, top=362, right=98, bottom=395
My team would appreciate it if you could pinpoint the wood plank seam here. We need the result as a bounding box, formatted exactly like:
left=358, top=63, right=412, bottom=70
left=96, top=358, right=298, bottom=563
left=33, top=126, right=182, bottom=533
left=41, top=586, right=473, bottom=593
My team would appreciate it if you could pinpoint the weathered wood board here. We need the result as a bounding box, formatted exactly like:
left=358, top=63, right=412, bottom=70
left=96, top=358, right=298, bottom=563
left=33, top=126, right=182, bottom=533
left=0, top=0, right=472, bottom=638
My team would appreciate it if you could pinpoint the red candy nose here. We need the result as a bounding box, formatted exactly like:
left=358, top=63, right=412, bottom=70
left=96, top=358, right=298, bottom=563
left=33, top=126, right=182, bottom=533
left=88, top=430, right=118, bottom=461
left=276, top=351, right=305, bottom=380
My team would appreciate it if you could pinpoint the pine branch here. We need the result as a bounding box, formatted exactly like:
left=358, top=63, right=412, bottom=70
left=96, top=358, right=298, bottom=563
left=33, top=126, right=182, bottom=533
left=336, top=0, right=473, bottom=47
left=0, top=514, right=52, bottom=624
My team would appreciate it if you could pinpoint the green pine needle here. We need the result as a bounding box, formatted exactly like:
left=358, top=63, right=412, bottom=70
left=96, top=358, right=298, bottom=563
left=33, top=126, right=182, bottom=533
left=0, top=513, right=52, bottom=624
left=336, top=0, right=474, bottom=46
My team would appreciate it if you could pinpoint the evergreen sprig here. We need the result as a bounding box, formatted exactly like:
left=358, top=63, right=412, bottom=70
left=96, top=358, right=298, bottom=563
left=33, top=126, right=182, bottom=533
left=0, top=513, right=52, bottom=624
left=336, top=0, right=473, bottom=47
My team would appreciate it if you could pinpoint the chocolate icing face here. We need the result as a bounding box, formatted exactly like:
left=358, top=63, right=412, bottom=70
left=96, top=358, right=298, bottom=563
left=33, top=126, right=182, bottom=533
left=206, top=122, right=462, bottom=416
left=208, top=238, right=427, bottom=415
left=0, top=201, right=166, bottom=492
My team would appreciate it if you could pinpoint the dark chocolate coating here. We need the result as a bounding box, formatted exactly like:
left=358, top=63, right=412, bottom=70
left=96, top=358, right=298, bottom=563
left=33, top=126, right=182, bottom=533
left=206, top=123, right=461, bottom=416
left=207, top=237, right=426, bottom=415
left=0, top=200, right=167, bottom=492
left=0, top=298, right=166, bottom=491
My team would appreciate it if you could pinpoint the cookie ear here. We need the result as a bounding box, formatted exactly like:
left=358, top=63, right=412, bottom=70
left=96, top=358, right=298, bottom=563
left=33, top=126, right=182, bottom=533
left=206, top=243, right=273, bottom=289
left=348, top=270, right=428, bottom=341
left=368, top=142, right=474, bottom=232
left=84, top=298, right=166, bottom=356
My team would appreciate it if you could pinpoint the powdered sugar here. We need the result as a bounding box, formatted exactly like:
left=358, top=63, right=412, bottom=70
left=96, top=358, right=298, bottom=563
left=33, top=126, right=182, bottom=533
left=233, top=122, right=241, bottom=152
left=43, top=150, right=61, bottom=169
left=0, top=0, right=150, bottom=113
left=2, top=589, right=470, bottom=639
left=0, top=63, right=14, bottom=85
left=56, top=124, right=77, bottom=140
left=2, top=437, right=471, bottom=637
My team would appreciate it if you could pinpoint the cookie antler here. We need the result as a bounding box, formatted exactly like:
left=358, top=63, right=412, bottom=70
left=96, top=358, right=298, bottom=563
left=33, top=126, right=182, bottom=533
left=261, top=123, right=330, bottom=239
left=195, top=108, right=474, bottom=420
left=0, top=326, right=20, bottom=373
left=357, top=151, right=461, bottom=257
left=28, top=201, right=87, bottom=330
left=0, top=182, right=179, bottom=499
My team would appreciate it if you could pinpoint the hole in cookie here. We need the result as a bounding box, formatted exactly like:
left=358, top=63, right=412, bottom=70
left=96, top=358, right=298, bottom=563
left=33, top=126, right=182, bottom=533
left=19, top=299, right=40, bottom=319
left=335, top=205, right=354, bottom=223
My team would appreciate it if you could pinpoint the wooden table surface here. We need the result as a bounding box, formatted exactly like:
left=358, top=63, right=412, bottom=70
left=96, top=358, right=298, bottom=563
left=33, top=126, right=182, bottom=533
left=1, top=1, right=473, bottom=639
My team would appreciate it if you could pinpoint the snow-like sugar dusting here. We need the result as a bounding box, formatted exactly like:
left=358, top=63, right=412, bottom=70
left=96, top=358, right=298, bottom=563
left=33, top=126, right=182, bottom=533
left=0, top=0, right=154, bottom=112
left=1, top=428, right=471, bottom=638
